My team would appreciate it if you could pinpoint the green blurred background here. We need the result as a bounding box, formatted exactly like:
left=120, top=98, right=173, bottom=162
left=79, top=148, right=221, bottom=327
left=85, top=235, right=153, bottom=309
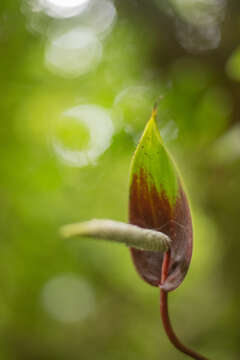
left=1, top=0, right=240, bottom=359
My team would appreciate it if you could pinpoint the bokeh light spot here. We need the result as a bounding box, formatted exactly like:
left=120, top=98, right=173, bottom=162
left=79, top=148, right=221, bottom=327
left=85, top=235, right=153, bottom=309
left=81, top=0, right=117, bottom=38
left=38, top=0, right=90, bottom=18
left=45, top=27, right=102, bottom=78
left=41, top=274, right=95, bottom=323
left=114, top=86, right=157, bottom=135
left=52, top=104, right=114, bottom=167
left=170, top=0, right=226, bottom=53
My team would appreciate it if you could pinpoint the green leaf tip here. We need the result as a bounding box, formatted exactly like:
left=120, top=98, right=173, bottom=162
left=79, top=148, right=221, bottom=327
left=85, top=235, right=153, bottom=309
left=130, top=106, right=179, bottom=206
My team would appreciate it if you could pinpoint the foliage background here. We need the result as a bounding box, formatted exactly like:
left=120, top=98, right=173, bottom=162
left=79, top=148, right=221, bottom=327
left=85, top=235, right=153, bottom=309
left=1, top=0, right=240, bottom=359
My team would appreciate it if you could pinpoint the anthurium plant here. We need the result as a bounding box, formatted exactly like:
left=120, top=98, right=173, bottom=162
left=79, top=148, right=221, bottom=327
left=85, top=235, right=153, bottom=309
left=61, top=105, right=209, bottom=360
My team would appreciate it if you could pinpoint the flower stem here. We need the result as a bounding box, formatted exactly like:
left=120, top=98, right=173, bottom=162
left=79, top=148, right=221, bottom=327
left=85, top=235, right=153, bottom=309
left=160, top=252, right=209, bottom=360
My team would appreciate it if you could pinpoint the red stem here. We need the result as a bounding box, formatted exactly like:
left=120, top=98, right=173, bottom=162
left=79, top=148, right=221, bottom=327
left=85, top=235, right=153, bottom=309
left=160, top=251, right=209, bottom=360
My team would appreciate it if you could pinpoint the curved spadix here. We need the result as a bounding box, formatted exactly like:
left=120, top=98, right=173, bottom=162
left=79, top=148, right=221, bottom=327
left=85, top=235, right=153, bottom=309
left=60, top=219, right=171, bottom=252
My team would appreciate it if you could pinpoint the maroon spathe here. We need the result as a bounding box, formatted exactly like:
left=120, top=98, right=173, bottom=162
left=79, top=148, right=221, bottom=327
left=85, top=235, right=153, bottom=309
left=129, top=170, right=193, bottom=292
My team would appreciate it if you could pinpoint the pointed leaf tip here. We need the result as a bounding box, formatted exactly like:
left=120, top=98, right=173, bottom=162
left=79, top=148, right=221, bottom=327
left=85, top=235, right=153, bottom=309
left=129, top=109, right=193, bottom=292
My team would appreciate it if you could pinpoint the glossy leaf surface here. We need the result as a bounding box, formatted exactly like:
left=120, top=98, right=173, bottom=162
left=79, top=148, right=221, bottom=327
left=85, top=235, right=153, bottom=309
left=129, top=109, right=193, bottom=292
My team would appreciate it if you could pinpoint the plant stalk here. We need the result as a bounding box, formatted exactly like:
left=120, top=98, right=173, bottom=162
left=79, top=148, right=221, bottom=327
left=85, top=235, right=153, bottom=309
left=160, top=252, right=209, bottom=360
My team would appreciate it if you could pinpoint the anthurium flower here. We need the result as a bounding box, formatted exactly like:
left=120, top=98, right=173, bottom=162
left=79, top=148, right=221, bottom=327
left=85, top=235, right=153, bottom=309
left=129, top=106, right=193, bottom=292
